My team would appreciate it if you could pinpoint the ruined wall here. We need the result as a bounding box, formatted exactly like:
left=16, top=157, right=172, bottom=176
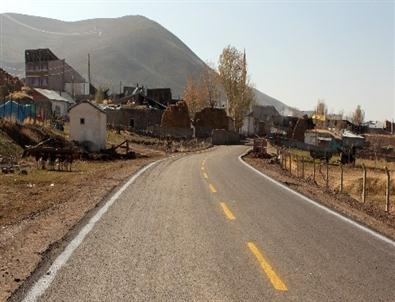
left=106, top=107, right=163, bottom=131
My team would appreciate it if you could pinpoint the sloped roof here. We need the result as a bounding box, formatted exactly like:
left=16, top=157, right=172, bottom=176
left=34, top=88, right=74, bottom=104
left=342, top=130, right=364, bottom=139
left=68, top=100, right=106, bottom=114
left=252, top=105, right=280, bottom=120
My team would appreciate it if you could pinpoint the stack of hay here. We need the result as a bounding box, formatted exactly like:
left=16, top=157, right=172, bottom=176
left=161, top=101, right=191, bottom=129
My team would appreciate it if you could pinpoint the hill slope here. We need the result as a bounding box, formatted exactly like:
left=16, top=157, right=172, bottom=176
left=0, top=13, right=298, bottom=114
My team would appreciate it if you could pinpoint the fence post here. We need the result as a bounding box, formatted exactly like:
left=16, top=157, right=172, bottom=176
left=385, top=167, right=391, bottom=212
left=340, top=164, right=344, bottom=193
left=313, top=159, right=316, bottom=183
left=326, top=161, right=329, bottom=190
left=362, top=164, right=367, bottom=203
left=301, top=157, right=305, bottom=179
left=296, top=156, right=299, bottom=177
left=289, top=153, right=292, bottom=175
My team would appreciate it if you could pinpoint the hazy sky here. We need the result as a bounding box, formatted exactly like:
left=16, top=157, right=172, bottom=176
left=1, top=0, right=394, bottom=120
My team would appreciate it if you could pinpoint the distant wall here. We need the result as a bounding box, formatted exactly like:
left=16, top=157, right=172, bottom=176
left=106, top=108, right=163, bottom=131
left=211, top=129, right=240, bottom=145
left=150, top=125, right=193, bottom=139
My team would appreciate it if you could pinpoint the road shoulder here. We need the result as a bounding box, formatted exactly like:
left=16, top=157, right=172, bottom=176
left=1, top=156, right=163, bottom=302
left=241, top=152, right=395, bottom=242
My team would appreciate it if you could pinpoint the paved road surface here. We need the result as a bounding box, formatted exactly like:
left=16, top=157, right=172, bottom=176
left=19, top=146, right=395, bottom=301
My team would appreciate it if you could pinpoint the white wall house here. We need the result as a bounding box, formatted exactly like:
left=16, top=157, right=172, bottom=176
left=240, top=114, right=255, bottom=136
left=69, top=101, right=107, bottom=152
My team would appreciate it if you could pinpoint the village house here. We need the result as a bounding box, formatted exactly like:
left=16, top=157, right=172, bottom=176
left=304, top=129, right=341, bottom=149
left=106, top=105, right=163, bottom=132
left=31, top=88, right=74, bottom=117
left=69, top=101, right=107, bottom=152
left=241, top=105, right=281, bottom=137
left=25, top=48, right=93, bottom=99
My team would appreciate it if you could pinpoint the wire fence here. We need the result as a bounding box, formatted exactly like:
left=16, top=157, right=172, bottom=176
left=278, top=149, right=394, bottom=214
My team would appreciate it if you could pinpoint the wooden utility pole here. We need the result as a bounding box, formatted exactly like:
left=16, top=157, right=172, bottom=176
left=88, top=54, right=91, bottom=96
left=62, top=59, right=65, bottom=92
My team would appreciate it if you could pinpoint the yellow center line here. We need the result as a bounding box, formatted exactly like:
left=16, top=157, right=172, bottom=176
left=201, top=166, right=205, bottom=171
left=220, top=202, right=236, bottom=220
left=203, top=172, right=208, bottom=179
left=247, top=242, right=288, bottom=292
left=209, top=183, right=217, bottom=193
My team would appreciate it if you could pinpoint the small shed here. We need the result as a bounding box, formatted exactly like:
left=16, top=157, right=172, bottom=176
left=69, top=101, right=106, bottom=152
left=304, top=129, right=340, bottom=148
left=32, top=88, right=75, bottom=117
left=342, top=130, right=365, bottom=148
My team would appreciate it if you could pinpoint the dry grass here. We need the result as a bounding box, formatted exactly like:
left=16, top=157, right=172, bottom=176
left=281, top=155, right=395, bottom=213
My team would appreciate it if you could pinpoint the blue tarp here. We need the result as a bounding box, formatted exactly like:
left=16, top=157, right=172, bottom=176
left=0, top=100, right=36, bottom=123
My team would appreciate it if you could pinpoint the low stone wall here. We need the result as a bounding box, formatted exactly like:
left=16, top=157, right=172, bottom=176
left=211, top=129, right=240, bottom=145
left=150, top=125, right=193, bottom=139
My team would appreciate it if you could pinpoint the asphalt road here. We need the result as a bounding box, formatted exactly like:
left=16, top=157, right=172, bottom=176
left=20, top=146, right=395, bottom=301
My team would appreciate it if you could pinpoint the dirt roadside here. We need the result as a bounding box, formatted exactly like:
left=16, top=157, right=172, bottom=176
left=0, top=145, right=165, bottom=302
left=243, top=152, right=395, bottom=242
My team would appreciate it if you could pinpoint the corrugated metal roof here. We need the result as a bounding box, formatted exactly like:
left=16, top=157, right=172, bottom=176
left=342, top=130, right=364, bottom=139
left=34, top=88, right=74, bottom=104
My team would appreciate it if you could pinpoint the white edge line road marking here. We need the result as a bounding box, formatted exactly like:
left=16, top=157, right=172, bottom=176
left=238, top=150, right=395, bottom=248
left=22, top=159, right=165, bottom=302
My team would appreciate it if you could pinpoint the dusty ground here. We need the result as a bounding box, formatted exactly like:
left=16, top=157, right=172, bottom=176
left=244, top=153, right=395, bottom=242
left=0, top=142, right=165, bottom=301
left=0, top=123, right=213, bottom=302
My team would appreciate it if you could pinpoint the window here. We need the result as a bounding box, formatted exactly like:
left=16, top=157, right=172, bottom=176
left=80, top=118, right=85, bottom=125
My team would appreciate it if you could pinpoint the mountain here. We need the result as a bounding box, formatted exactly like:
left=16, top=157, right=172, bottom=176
left=253, top=89, right=301, bottom=116
left=0, top=13, right=299, bottom=115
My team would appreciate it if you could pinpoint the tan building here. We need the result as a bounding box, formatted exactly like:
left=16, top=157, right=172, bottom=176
left=25, top=48, right=90, bottom=98
left=69, top=101, right=107, bottom=152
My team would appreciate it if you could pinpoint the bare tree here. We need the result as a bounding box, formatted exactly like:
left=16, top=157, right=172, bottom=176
left=352, top=105, right=365, bottom=126
left=218, top=46, right=254, bottom=131
left=200, top=63, right=220, bottom=109
left=183, top=76, right=203, bottom=118
left=95, top=86, right=108, bottom=104
left=183, top=63, right=222, bottom=118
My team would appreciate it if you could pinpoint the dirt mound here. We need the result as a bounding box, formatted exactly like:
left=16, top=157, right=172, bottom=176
left=161, top=101, right=191, bottom=128
left=0, top=69, right=23, bottom=97
left=194, top=108, right=228, bottom=130
left=0, top=120, right=50, bottom=148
